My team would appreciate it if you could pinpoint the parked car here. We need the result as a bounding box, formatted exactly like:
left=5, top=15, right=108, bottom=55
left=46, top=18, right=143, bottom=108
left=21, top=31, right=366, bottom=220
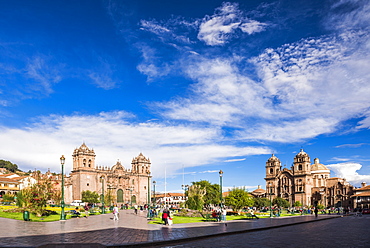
left=70, top=200, right=85, bottom=206
left=362, top=209, right=370, bottom=214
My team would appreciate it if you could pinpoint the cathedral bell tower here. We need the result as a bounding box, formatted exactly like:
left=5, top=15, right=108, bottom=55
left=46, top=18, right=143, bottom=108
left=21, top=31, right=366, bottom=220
left=293, top=149, right=311, bottom=175
left=265, top=154, right=281, bottom=178
left=72, top=143, right=96, bottom=171
left=265, top=154, right=281, bottom=197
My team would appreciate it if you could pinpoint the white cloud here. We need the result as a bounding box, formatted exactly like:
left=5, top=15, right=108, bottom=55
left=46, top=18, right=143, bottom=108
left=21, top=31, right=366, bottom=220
left=26, top=56, right=62, bottom=95
left=326, top=162, right=370, bottom=185
left=136, top=44, right=171, bottom=81
left=160, top=25, right=370, bottom=143
left=89, top=72, right=117, bottom=90
left=197, top=2, right=266, bottom=46
left=0, top=111, right=271, bottom=177
left=224, top=158, right=246, bottom=162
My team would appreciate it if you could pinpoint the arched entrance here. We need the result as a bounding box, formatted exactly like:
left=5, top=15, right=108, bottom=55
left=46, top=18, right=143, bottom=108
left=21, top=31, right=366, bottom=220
left=117, top=189, right=123, bottom=203
left=131, top=195, right=136, bottom=204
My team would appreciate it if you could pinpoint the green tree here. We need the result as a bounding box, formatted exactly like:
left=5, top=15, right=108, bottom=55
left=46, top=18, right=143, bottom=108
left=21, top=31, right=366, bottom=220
left=193, top=180, right=220, bottom=206
left=224, top=187, right=254, bottom=212
left=185, top=185, right=206, bottom=210
left=17, top=178, right=55, bottom=216
left=253, top=197, right=271, bottom=208
left=272, top=197, right=290, bottom=208
left=2, top=193, right=15, bottom=202
left=293, top=201, right=302, bottom=207
left=0, top=159, right=19, bottom=172
left=81, top=190, right=100, bottom=204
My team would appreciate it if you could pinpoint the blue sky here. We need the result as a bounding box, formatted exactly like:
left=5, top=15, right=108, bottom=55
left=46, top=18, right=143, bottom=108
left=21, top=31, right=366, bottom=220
left=1, top=0, right=370, bottom=193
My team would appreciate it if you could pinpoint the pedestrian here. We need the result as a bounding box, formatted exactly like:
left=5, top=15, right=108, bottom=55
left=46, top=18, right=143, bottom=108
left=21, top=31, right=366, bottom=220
left=134, top=205, right=138, bottom=214
left=314, top=207, right=318, bottom=217
left=113, top=204, right=119, bottom=221
left=84, top=204, right=89, bottom=218
left=162, top=209, right=170, bottom=225
left=222, top=208, right=227, bottom=221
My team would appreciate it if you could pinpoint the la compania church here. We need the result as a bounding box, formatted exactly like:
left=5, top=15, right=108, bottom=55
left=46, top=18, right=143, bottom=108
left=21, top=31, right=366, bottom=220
left=63, top=143, right=152, bottom=205
left=263, top=149, right=355, bottom=208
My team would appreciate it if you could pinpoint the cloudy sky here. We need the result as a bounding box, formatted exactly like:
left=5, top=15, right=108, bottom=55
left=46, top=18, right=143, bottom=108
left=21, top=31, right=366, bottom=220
left=1, top=0, right=370, bottom=192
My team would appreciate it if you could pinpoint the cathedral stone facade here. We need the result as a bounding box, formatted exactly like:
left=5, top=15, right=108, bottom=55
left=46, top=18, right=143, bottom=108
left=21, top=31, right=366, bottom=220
left=265, top=149, right=354, bottom=208
left=64, top=143, right=151, bottom=205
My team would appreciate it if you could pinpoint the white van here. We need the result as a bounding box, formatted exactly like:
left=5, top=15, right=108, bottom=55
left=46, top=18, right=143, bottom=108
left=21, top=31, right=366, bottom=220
left=70, top=200, right=85, bottom=206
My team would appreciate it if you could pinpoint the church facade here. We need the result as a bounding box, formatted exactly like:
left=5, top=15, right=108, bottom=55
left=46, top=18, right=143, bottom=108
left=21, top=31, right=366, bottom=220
left=64, top=143, right=152, bottom=205
left=265, top=149, right=354, bottom=208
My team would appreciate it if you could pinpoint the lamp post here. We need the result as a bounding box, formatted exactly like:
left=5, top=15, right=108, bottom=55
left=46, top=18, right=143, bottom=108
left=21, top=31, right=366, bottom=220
left=268, top=182, right=272, bottom=218
left=60, top=155, right=66, bottom=221
left=101, top=177, right=105, bottom=214
left=147, top=176, right=151, bottom=219
left=153, top=181, right=156, bottom=207
left=219, top=170, right=223, bottom=209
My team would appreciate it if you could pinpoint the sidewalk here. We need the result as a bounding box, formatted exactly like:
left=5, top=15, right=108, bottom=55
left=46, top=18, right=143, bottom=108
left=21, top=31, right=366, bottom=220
left=0, top=210, right=341, bottom=248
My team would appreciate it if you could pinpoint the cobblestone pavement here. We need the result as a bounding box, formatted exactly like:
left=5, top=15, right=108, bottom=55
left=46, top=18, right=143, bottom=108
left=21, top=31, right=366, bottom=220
left=0, top=210, right=344, bottom=248
left=147, top=215, right=370, bottom=248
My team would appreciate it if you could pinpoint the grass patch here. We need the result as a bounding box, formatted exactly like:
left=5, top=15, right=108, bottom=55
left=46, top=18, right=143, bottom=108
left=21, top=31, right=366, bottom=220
left=0, top=206, right=102, bottom=222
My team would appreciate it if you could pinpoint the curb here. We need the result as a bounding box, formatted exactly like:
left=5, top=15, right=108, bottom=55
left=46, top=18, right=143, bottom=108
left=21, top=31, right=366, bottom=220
left=106, top=215, right=342, bottom=248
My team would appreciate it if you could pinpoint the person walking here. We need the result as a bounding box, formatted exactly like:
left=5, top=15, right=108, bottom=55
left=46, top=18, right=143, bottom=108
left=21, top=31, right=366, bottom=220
left=314, top=207, right=318, bottom=217
left=113, top=205, right=119, bottom=221
left=84, top=204, right=89, bottom=218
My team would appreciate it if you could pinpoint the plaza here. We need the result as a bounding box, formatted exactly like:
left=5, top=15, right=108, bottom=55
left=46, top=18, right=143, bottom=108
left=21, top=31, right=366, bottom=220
left=0, top=209, right=346, bottom=247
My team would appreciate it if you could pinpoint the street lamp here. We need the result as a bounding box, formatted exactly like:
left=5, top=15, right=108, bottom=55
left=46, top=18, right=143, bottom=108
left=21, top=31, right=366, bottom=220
left=268, top=182, right=272, bottom=218
left=219, top=170, right=223, bottom=209
left=153, top=181, right=156, bottom=207
left=60, top=155, right=66, bottom=220
left=147, top=176, right=151, bottom=219
left=101, top=177, right=105, bottom=214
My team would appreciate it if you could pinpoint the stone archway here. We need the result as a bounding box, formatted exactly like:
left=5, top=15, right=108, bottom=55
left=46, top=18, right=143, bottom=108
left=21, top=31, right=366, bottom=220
left=117, top=189, right=123, bottom=203
left=131, top=195, right=136, bottom=204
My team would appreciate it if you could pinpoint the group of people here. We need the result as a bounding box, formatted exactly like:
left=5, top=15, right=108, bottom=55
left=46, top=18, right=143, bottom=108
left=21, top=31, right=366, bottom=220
left=161, top=208, right=172, bottom=225
left=211, top=208, right=227, bottom=221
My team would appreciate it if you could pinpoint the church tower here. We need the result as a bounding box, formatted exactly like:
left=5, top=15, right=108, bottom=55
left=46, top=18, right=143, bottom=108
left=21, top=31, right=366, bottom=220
left=293, top=149, right=312, bottom=206
left=70, top=143, right=97, bottom=201
left=265, top=154, right=281, bottom=197
left=72, top=143, right=96, bottom=171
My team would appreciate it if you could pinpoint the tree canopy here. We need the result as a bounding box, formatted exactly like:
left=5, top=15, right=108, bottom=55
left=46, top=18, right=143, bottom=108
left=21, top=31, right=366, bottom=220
left=253, top=197, right=271, bottom=208
left=81, top=190, right=100, bottom=204
left=224, top=187, right=254, bottom=212
left=272, top=197, right=290, bottom=208
left=185, top=184, right=206, bottom=210
left=0, top=159, right=19, bottom=172
left=192, top=180, right=220, bottom=206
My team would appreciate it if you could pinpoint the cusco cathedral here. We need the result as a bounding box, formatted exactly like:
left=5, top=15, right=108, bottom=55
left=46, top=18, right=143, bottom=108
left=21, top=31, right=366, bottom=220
left=64, top=143, right=151, bottom=205
left=265, top=149, right=354, bottom=208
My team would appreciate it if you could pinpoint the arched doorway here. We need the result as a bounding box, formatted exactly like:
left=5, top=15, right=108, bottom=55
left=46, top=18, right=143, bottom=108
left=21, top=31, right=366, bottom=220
left=117, top=189, right=123, bottom=203
left=131, top=195, right=136, bottom=204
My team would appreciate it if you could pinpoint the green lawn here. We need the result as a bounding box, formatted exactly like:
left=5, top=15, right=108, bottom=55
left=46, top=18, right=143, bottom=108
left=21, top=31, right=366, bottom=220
left=0, top=206, right=102, bottom=222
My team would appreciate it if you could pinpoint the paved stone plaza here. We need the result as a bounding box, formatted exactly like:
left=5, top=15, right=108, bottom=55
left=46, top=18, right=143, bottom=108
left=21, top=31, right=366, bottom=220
left=0, top=210, right=356, bottom=248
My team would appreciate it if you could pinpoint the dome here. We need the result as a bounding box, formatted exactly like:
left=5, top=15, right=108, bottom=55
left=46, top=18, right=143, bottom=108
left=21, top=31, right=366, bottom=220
left=311, top=158, right=330, bottom=173
left=268, top=154, right=280, bottom=162
left=296, top=148, right=308, bottom=158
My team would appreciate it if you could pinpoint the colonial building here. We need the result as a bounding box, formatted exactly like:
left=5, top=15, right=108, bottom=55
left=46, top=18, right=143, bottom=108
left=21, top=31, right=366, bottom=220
left=265, top=149, right=354, bottom=208
left=64, top=143, right=152, bottom=205
left=352, top=182, right=370, bottom=209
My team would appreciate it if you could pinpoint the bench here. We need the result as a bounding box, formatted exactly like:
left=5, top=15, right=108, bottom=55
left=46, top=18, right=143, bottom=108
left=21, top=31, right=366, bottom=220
left=246, top=213, right=259, bottom=219
left=68, top=210, right=81, bottom=218
left=200, top=213, right=218, bottom=222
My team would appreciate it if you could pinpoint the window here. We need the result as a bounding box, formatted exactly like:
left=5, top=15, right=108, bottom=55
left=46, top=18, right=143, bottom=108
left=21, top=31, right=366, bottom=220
left=270, top=168, right=273, bottom=174
left=298, top=164, right=302, bottom=171
left=87, top=183, right=89, bottom=186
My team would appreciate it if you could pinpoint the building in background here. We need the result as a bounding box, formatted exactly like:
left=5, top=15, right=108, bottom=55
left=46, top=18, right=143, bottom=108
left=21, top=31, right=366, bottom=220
left=265, top=149, right=354, bottom=208
left=64, top=143, right=152, bottom=205
left=352, top=182, right=370, bottom=209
